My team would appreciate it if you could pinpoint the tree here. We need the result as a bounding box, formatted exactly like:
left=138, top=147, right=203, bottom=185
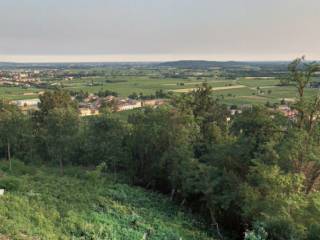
left=171, top=83, right=229, bottom=156
left=0, top=101, right=25, bottom=171
left=128, top=92, right=139, bottom=100
left=36, top=89, right=78, bottom=122
left=43, top=107, right=79, bottom=175
left=231, top=106, right=283, bottom=158
left=278, top=129, right=320, bottom=193
left=241, top=163, right=307, bottom=240
left=276, top=58, right=320, bottom=193
left=82, top=113, right=129, bottom=174
left=127, top=107, right=198, bottom=193
left=288, top=56, right=320, bottom=129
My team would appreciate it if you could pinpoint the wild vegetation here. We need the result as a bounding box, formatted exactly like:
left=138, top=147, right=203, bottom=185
left=0, top=161, right=211, bottom=240
left=1, top=58, right=320, bottom=239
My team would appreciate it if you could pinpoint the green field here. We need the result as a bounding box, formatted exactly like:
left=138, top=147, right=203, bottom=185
left=0, top=86, right=43, bottom=100
left=60, top=76, right=231, bottom=96
left=1, top=73, right=319, bottom=105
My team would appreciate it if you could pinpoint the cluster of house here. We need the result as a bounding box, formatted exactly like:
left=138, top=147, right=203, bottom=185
left=226, top=104, right=298, bottom=122
left=277, top=105, right=297, bottom=119
left=9, top=95, right=166, bottom=116
left=78, top=94, right=166, bottom=116
left=0, top=71, right=41, bottom=87
left=9, top=93, right=298, bottom=121
left=10, top=98, right=41, bottom=112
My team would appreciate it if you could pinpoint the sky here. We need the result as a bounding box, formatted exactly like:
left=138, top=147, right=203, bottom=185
left=0, top=0, right=319, bottom=62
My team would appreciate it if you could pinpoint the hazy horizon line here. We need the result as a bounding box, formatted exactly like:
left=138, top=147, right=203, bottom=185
left=0, top=54, right=318, bottom=63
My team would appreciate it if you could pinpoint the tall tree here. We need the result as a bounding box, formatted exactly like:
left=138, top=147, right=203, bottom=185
left=128, top=107, right=198, bottom=192
left=36, top=89, right=78, bottom=123
left=288, top=56, right=320, bottom=129
left=0, top=101, right=25, bottom=171
left=43, top=107, right=79, bottom=175
left=82, top=113, right=129, bottom=172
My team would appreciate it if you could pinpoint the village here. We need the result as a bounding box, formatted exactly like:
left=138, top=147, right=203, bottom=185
left=0, top=70, right=42, bottom=88
left=9, top=93, right=167, bottom=117
left=76, top=94, right=167, bottom=116
left=9, top=92, right=298, bottom=121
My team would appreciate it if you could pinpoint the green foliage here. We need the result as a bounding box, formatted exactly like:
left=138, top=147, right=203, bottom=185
left=85, top=162, right=107, bottom=184
left=0, top=175, right=22, bottom=191
left=244, top=223, right=267, bottom=240
left=0, top=101, right=28, bottom=170
left=81, top=113, right=129, bottom=169
left=127, top=106, right=198, bottom=191
left=0, top=161, right=213, bottom=240
left=308, top=224, right=320, bottom=240
left=43, top=107, right=80, bottom=174
left=38, top=89, right=78, bottom=116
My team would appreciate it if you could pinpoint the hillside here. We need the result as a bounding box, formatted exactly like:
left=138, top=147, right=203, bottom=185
left=0, top=160, right=213, bottom=240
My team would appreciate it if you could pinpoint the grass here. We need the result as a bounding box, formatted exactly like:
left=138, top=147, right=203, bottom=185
left=113, top=108, right=142, bottom=121
left=0, top=160, right=214, bottom=240
left=0, top=86, right=43, bottom=100
left=61, top=76, right=229, bottom=96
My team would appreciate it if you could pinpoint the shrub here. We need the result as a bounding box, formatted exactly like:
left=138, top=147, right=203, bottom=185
left=245, top=223, right=267, bottom=240
left=0, top=176, right=23, bottom=191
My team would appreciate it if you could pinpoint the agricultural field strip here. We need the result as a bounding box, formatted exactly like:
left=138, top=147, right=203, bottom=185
left=162, top=80, right=236, bottom=86
left=172, top=85, right=246, bottom=93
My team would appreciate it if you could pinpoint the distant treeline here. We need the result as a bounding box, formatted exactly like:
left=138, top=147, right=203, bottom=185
left=128, top=89, right=171, bottom=100
left=159, top=60, right=291, bottom=78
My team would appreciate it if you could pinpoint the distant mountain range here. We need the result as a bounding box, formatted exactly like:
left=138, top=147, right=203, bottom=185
left=157, top=60, right=290, bottom=69
left=0, top=60, right=292, bottom=70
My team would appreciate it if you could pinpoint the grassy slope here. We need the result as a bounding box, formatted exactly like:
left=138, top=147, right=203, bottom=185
left=0, top=161, right=213, bottom=240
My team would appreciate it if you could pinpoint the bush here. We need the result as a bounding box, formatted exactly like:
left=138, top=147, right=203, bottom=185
left=245, top=223, right=267, bottom=240
left=0, top=159, right=36, bottom=175
left=264, top=217, right=304, bottom=240
left=308, top=224, right=320, bottom=240
left=85, top=162, right=107, bottom=184
left=0, top=176, right=23, bottom=191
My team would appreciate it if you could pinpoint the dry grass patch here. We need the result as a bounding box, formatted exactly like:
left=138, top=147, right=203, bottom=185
left=172, top=85, right=246, bottom=93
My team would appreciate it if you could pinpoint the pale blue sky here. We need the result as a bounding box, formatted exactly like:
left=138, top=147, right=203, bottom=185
left=0, top=0, right=319, bottom=61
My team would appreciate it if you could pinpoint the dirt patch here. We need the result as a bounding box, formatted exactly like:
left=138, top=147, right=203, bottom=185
left=244, top=77, right=275, bottom=79
left=249, top=86, right=276, bottom=90
left=0, top=235, right=10, bottom=240
left=163, top=80, right=234, bottom=86
left=172, top=85, right=246, bottom=93
left=279, top=98, right=296, bottom=102
left=239, top=95, right=268, bottom=100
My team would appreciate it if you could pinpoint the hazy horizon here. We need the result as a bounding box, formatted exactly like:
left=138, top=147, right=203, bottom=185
left=0, top=54, right=317, bottom=63
left=1, top=0, right=319, bottom=62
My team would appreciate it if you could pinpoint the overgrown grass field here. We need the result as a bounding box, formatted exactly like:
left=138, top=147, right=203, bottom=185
left=0, top=160, right=214, bottom=240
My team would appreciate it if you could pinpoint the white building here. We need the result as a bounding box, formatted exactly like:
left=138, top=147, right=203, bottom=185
left=11, top=99, right=40, bottom=107
left=118, top=101, right=142, bottom=111
left=79, top=108, right=99, bottom=117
